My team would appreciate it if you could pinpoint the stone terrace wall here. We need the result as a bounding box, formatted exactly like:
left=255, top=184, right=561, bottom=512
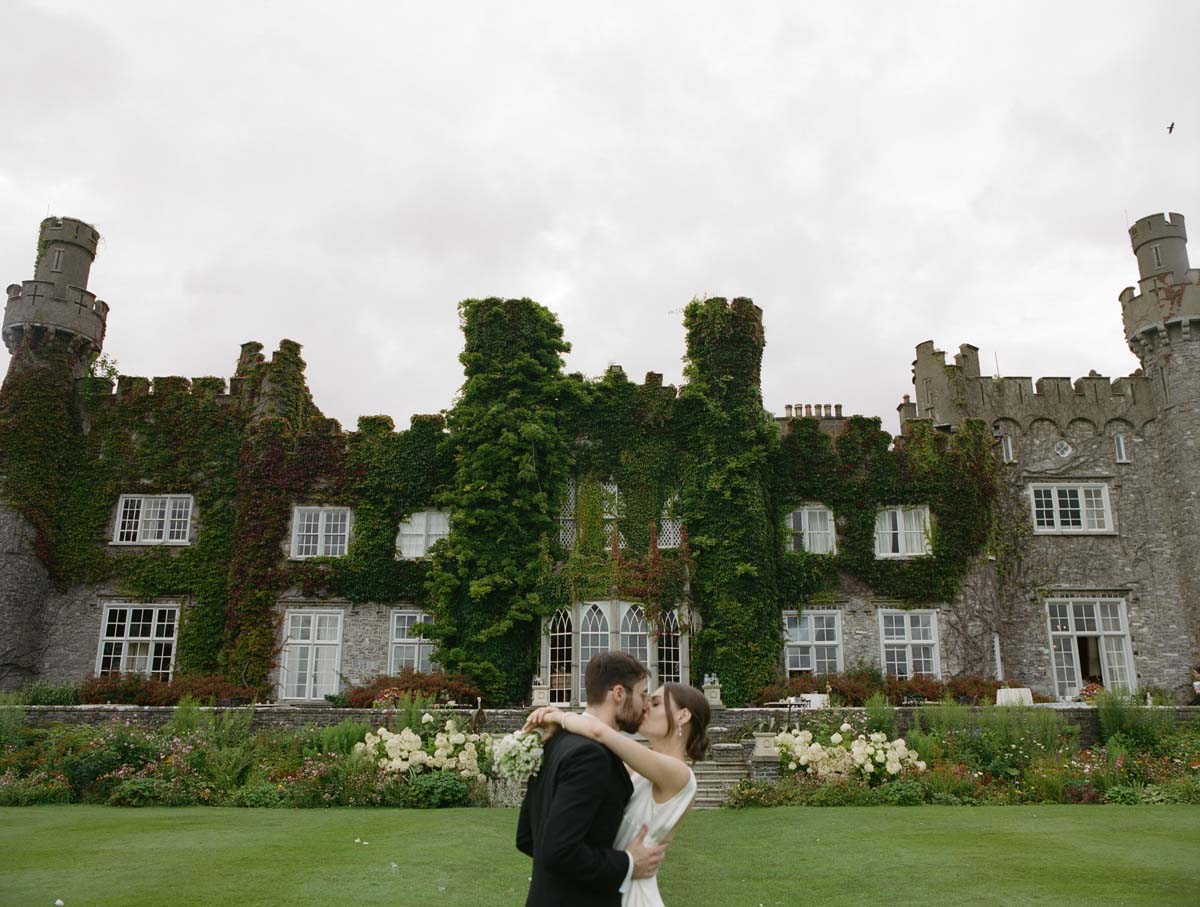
left=12, top=704, right=1198, bottom=751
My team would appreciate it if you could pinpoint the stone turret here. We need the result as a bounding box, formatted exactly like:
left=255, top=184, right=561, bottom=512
left=1129, top=212, right=1189, bottom=283
left=3, top=217, right=109, bottom=372
left=1120, top=211, right=1200, bottom=660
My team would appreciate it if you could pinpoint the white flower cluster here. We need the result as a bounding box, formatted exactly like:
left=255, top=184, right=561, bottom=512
left=490, top=730, right=544, bottom=783
left=775, top=722, right=927, bottom=783
left=354, top=716, right=487, bottom=781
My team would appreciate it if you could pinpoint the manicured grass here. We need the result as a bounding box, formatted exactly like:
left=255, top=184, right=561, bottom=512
left=2, top=805, right=1198, bottom=906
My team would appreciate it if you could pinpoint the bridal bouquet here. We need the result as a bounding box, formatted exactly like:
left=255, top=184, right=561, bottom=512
left=490, top=730, right=544, bottom=783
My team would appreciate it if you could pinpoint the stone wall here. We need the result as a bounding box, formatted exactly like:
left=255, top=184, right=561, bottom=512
left=13, top=703, right=1198, bottom=752
left=0, top=505, right=51, bottom=690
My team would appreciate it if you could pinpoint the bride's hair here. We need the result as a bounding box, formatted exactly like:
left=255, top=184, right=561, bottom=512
left=662, top=683, right=711, bottom=762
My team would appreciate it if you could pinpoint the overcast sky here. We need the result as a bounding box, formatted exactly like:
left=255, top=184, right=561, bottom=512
left=2, top=2, right=1197, bottom=433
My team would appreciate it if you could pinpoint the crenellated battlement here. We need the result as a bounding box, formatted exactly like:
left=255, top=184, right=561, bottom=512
left=78, top=374, right=232, bottom=402
left=1129, top=212, right=1186, bottom=249
left=3, top=279, right=109, bottom=356
left=1119, top=269, right=1200, bottom=345
left=910, top=339, right=1154, bottom=434
left=37, top=217, right=100, bottom=257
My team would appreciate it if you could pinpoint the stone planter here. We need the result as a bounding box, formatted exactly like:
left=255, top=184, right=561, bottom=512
left=710, top=743, right=745, bottom=764
left=996, top=687, right=1034, bottom=706
left=752, top=731, right=779, bottom=757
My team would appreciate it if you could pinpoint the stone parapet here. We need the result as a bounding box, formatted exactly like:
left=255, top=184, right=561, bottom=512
left=3, top=280, right=109, bottom=355
left=13, top=704, right=1199, bottom=752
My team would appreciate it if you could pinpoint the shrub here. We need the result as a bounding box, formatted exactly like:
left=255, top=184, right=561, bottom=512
left=234, top=781, right=287, bottom=808
left=80, top=673, right=175, bottom=706
left=302, top=719, right=371, bottom=756
left=0, top=769, right=73, bottom=806
left=344, top=671, right=481, bottom=709
left=947, top=676, right=1003, bottom=705
left=0, top=698, right=24, bottom=747
left=863, top=692, right=896, bottom=736
left=107, top=773, right=212, bottom=807
left=168, top=696, right=204, bottom=735
left=1095, top=691, right=1176, bottom=751
left=725, top=778, right=807, bottom=808
left=14, top=680, right=81, bottom=705
left=755, top=672, right=1005, bottom=708
left=169, top=674, right=257, bottom=705
left=885, top=674, right=946, bottom=705
left=42, top=724, right=161, bottom=800
left=402, top=770, right=469, bottom=808
left=79, top=673, right=257, bottom=707
left=878, top=779, right=924, bottom=805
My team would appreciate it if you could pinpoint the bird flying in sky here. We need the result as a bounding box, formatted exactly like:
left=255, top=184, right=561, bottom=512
left=1167, top=122, right=1175, bottom=134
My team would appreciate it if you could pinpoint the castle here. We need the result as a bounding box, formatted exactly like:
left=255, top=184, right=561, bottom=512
left=1, top=213, right=1197, bottom=703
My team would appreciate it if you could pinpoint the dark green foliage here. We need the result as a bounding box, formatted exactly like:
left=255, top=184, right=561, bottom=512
left=1095, top=691, right=1177, bottom=751
left=679, top=298, right=783, bottom=706
left=401, top=770, right=470, bottom=809
left=427, top=299, right=576, bottom=703
left=0, top=292, right=998, bottom=708
left=776, top=415, right=997, bottom=603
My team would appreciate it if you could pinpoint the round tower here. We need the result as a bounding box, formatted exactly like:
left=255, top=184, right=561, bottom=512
left=3, top=216, right=108, bottom=372
left=1128, top=212, right=1189, bottom=282
left=1119, top=211, right=1200, bottom=688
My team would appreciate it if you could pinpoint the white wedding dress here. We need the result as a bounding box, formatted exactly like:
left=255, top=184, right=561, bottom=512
left=613, top=769, right=697, bottom=907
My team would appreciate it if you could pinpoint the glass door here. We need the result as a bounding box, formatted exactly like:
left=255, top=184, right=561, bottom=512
left=280, top=611, right=343, bottom=700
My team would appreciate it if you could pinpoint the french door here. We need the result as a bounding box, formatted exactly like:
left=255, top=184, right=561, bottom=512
left=280, top=611, right=343, bottom=700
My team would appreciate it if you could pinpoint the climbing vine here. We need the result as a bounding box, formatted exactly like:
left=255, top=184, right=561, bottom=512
left=425, top=298, right=575, bottom=703
left=0, top=293, right=1000, bottom=707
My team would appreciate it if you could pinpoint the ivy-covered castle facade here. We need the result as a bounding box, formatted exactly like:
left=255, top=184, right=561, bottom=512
left=2, top=213, right=1197, bottom=704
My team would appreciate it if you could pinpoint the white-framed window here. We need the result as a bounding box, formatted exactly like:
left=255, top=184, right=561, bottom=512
left=279, top=610, right=343, bottom=700
left=878, top=609, right=941, bottom=679
left=290, top=506, right=352, bottom=558
left=558, top=478, right=577, bottom=549
left=1114, top=433, right=1129, bottom=464
left=389, top=609, right=435, bottom=673
left=548, top=609, right=574, bottom=705
left=874, top=506, right=931, bottom=558
left=1000, top=435, right=1015, bottom=464
left=96, top=603, right=180, bottom=681
left=602, top=478, right=627, bottom=549
left=1028, top=483, right=1113, bottom=534
left=787, top=504, right=836, bottom=555
left=1046, top=598, right=1135, bottom=699
left=579, top=603, right=610, bottom=702
left=620, top=605, right=649, bottom=664
left=782, top=610, right=842, bottom=675
left=112, top=494, right=194, bottom=545
left=656, top=610, right=682, bottom=684
left=658, top=494, right=683, bottom=550
left=396, top=509, right=450, bottom=559
left=540, top=602, right=690, bottom=706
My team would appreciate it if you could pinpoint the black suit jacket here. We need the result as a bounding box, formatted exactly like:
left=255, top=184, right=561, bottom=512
left=516, top=729, right=634, bottom=907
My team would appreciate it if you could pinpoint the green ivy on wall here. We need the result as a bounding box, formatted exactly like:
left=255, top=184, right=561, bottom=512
left=426, top=298, right=575, bottom=703
left=775, top=414, right=997, bottom=604
left=0, top=294, right=1000, bottom=707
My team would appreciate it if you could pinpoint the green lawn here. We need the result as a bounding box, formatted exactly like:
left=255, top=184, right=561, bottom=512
left=2, top=806, right=1198, bottom=906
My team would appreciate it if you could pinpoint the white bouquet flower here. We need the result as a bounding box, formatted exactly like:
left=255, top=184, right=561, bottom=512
left=491, top=730, right=544, bottom=783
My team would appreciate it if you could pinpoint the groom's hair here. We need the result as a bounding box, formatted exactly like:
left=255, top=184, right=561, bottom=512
left=584, top=652, right=648, bottom=705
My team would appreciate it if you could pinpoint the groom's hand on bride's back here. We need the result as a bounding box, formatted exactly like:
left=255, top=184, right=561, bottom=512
left=626, top=825, right=667, bottom=880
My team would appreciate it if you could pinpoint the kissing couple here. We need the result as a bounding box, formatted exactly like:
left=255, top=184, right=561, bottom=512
left=516, top=651, right=712, bottom=907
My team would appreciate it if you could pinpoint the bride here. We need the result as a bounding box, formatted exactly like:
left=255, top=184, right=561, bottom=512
left=524, top=682, right=712, bottom=907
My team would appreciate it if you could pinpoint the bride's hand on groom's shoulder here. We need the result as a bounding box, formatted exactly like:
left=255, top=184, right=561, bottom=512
left=522, top=707, right=566, bottom=737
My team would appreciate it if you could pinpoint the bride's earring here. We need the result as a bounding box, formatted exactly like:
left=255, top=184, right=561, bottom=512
left=677, top=726, right=682, bottom=738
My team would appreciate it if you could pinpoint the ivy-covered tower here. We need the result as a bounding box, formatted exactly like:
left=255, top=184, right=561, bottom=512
left=0, top=217, right=109, bottom=687
left=1120, top=212, right=1200, bottom=656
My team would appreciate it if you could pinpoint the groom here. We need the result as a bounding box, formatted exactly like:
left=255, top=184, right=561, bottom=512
left=517, top=651, right=667, bottom=906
